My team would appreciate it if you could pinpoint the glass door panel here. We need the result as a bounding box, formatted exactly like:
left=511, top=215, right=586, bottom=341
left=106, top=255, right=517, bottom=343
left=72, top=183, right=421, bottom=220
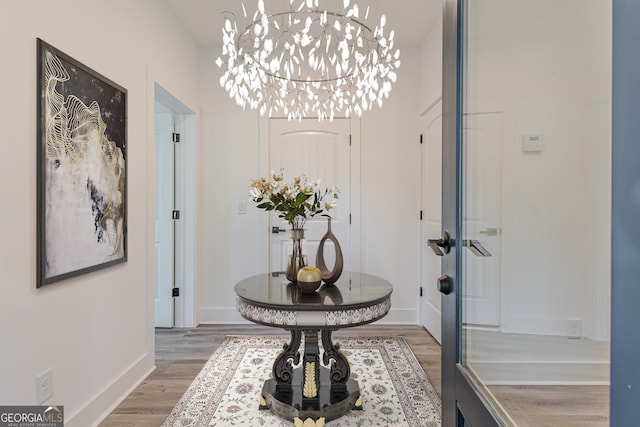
left=460, top=0, right=612, bottom=425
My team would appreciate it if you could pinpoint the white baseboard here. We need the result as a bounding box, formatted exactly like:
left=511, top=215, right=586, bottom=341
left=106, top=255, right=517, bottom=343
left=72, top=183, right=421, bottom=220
left=65, top=352, right=155, bottom=427
left=469, top=360, right=610, bottom=385
left=199, top=307, right=247, bottom=324
left=199, top=307, right=418, bottom=325
left=379, top=308, right=417, bottom=324
left=465, top=329, right=610, bottom=385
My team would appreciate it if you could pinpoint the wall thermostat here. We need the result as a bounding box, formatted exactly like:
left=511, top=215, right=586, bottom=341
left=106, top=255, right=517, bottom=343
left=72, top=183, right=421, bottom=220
left=523, top=134, right=544, bottom=152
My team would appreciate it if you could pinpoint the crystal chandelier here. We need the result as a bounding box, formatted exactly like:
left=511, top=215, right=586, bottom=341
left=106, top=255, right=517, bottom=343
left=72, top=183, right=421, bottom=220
left=215, top=0, right=401, bottom=121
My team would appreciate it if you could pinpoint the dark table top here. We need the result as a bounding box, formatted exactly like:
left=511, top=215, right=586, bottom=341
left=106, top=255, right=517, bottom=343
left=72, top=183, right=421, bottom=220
left=234, top=271, right=393, bottom=311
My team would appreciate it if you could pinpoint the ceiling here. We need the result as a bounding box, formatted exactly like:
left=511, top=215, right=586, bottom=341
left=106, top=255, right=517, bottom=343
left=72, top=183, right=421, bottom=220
left=165, top=0, right=441, bottom=49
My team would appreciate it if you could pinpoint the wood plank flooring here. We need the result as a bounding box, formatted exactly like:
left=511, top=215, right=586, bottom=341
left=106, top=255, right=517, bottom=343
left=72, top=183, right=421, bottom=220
left=489, top=385, right=609, bottom=427
left=99, top=324, right=609, bottom=426
left=99, top=324, right=441, bottom=427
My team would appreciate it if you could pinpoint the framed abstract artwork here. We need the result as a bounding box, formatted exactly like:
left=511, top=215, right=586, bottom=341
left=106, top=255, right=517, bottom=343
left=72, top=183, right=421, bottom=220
left=37, top=38, right=127, bottom=287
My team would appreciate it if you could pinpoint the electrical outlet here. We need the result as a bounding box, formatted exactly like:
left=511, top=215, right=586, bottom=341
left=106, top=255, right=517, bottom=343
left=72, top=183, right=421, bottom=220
left=567, top=318, right=582, bottom=339
left=36, top=367, right=54, bottom=403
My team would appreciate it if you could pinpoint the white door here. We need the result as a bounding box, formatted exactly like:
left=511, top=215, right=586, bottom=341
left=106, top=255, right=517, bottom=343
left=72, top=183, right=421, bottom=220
left=268, top=118, right=352, bottom=278
left=422, top=108, right=502, bottom=334
left=421, top=101, right=443, bottom=343
left=154, top=108, right=174, bottom=328
left=461, top=112, right=502, bottom=326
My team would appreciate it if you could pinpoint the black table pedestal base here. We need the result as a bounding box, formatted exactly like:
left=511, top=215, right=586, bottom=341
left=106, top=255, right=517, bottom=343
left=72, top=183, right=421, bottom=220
left=235, top=271, right=393, bottom=426
left=260, top=365, right=362, bottom=424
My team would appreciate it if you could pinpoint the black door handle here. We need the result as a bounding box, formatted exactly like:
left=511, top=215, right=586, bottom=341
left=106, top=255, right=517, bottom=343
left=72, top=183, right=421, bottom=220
left=427, top=230, right=453, bottom=256
left=437, top=274, right=452, bottom=295
left=272, top=226, right=287, bottom=234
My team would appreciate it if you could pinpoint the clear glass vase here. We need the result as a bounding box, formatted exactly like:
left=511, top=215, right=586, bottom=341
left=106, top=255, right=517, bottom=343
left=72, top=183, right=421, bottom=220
left=285, top=228, right=307, bottom=283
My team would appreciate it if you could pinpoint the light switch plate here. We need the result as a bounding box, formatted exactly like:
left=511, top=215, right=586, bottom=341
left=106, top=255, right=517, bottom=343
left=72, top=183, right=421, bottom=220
left=36, top=367, right=54, bottom=403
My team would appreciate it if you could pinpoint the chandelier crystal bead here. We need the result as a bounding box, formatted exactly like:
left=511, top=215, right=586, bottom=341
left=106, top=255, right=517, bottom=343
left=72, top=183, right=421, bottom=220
left=216, top=0, right=400, bottom=121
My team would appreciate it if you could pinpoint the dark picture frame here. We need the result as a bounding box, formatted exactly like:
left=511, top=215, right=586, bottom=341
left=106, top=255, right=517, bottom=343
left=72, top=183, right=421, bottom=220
left=37, top=38, right=127, bottom=287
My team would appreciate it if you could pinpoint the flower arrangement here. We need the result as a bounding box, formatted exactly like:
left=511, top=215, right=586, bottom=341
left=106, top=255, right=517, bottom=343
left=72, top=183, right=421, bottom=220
left=249, top=170, right=339, bottom=229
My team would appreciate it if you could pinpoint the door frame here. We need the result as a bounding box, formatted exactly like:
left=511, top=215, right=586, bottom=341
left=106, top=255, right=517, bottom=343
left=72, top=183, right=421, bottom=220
left=441, top=1, right=639, bottom=425
left=611, top=0, right=640, bottom=423
left=420, top=99, right=443, bottom=343
left=154, top=105, right=176, bottom=328
left=153, top=84, right=197, bottom=328
left=441, top=0, right=502, bottom=425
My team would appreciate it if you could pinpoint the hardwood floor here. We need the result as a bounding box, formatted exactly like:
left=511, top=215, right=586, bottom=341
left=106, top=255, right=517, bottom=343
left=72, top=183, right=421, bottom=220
left=99, top=324, right=441, bottom=427
left=489, top=384, right=609, bottom=427
left=99, top=324, right=609, bottom=426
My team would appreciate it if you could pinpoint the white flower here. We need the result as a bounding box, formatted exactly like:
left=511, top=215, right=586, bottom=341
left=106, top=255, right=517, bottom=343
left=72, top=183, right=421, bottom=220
left=249, top=170, right=339, bottom=226
left=249, top=186, right=262, bottom=200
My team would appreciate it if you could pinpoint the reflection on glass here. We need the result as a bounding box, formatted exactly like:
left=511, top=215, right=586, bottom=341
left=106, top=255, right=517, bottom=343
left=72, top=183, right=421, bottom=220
left=288, top=282, right=344, bottom=306
left=460, top=1, right=611, bottom=425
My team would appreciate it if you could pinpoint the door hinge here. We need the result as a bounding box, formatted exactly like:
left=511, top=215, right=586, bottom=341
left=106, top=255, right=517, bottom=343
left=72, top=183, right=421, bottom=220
left=172, top=288, right=180, bottom=297
left=172, top=132, right=181, bottom=143
left=420, top=287, right=423, bottom=297
left=420, top=134, right=423, bottom=144
left=420, top=210, right=423, bottom=220
left=172, top=210, right=180, bottom=220
left=349, top=213, right=352, bottom=225
left=349, top=134, right=352, bottom=146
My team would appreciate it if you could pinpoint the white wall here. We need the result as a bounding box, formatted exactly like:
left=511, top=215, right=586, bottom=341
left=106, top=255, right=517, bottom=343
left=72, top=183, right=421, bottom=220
left=196, top=47, right=425, bottom=324
left=419, top=17, right=443, bottom=111
left=360, top=49, right=423, bottom=323
left=0, top=1, right=199, bottom=425
left=196, top=48, right=265, bottom=323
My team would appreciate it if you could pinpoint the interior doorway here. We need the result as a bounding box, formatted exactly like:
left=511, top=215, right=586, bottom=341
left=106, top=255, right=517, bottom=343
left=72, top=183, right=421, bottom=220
left=154, top=102, right=175, bottom=327
left=420, top=99, right=443, bottom=343
left=154, top=84, right=197, bottom=328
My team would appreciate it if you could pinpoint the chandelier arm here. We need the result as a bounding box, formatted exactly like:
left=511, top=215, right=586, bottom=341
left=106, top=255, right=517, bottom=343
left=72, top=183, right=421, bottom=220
left=237, top=10, right=374, bottom=39
left=264, top=71, right=353, bottom=84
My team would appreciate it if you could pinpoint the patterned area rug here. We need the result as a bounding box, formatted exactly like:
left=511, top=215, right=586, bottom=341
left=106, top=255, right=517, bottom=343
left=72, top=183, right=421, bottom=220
left=163, top=335, right=441, bottom=427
